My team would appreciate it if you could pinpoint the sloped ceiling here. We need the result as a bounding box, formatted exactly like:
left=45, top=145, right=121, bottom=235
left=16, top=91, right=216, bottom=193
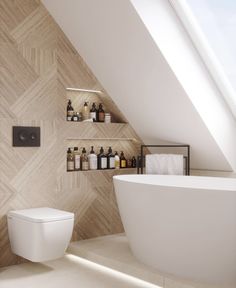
left=42, top=0, right=236, bottom=171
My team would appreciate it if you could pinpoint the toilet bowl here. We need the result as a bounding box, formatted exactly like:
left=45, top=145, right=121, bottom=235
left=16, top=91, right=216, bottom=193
left=7, top=207, right=74, bottom=262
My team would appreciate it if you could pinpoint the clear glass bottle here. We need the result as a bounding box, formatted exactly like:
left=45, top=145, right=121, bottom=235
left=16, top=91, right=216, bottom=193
left=114, top=151, right=120, bottom=169
left=67, top=147, right=74, bottom=171
left=88, top=146, right=97, bottom=170
left=81, top=147, right=89, bottom=171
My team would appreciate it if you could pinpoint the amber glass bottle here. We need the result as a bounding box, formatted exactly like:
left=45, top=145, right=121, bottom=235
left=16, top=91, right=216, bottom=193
left=120, top=151, right=127, bottom=168
left=98, top=103, right=105, bottom=122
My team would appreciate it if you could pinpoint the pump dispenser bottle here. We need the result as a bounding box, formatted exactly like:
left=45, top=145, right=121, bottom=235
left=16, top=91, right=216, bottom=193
left=98, top=147, right=107, bottom=169
left=81, top=147, right=89, bottom=171
left=107, top=147, right=115, bottom=169
left=73, top=147, right=80, bottom=171
left=98, top=103, right=105, bottom=122
left=82, top=102, right=90, bottom=120
left=67, top=100, right=74, bottom=121
left=67, top=148, right=74, bottom=171
left=90, top=103, right=97, bottom=122
left=88, top=146, right=97, bottom=170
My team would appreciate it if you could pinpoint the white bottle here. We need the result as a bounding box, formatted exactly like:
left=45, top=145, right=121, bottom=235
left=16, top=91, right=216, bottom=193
left=73, top=147, right=80, bottom=170
left=88, top=146, right=98, bottom=170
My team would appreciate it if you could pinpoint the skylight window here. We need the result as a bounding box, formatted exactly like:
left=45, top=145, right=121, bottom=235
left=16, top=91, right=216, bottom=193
left=170, top=0, right=236, bottom=117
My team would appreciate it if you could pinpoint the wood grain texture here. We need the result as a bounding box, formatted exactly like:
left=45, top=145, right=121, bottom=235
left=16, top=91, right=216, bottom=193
left=0, top=0, right=141, bottom=267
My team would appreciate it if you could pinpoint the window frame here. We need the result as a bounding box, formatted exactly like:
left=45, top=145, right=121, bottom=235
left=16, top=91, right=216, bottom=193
left=168, top=0, right=236, bottom=118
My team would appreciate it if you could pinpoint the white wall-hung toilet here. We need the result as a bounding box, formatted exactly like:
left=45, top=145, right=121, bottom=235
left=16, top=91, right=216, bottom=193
left=7, top=207, right=74, bottom=262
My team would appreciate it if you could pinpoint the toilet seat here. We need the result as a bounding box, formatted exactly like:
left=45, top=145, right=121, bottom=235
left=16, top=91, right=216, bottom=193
left=8, top=207, right=74, bottom=223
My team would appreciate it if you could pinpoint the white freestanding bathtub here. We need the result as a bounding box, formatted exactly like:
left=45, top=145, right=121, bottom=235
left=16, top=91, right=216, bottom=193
left=113, top=174, right=236, bottom=285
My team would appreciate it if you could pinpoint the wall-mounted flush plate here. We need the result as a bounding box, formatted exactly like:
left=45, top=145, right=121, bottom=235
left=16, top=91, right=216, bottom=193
left=13, top=126, right=40, bottom=147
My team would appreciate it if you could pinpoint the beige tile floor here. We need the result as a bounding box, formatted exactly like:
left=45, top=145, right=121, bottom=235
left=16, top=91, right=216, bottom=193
left=0, top=254, right=161, bottom=288
left=68, top=234, right=234, bottom=288
left=0, top=234, right=234, bottom=288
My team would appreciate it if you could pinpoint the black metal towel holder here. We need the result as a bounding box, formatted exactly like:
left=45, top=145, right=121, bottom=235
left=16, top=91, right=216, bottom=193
left=137, top=144, right=190, bottom=175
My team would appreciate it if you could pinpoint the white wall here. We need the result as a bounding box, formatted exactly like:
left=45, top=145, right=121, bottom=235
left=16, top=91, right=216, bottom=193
left=42, top=0, right=235, bottom=171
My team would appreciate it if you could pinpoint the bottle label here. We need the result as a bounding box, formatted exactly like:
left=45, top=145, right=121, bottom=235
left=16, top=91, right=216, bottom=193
left=74, top=155, right=80, bottom=170
left=121, top=160, right=126, bottom=168
left=67, top=116, right=72, bottom=121
left=101, top=158, right=107, bottom=169
left=89, top=156, right=97, bottom=170
left=99, top=112, right=105, bottom=122
left=109, top=157, right=115, bottom=169
left=67, top=161, right=74, bottom=171
left=68, top=111, right=74, bottom=117
left=82, top=161, right=89, bottom=171
left=90, top=112, right=96, bottom=121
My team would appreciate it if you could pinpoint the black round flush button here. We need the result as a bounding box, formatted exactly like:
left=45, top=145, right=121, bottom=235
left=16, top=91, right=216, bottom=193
left=18, top=130, right=28, bottom=142
left=30, top=133, right=37, bottom=140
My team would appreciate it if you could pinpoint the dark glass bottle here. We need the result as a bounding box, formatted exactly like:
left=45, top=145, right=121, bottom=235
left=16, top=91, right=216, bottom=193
left=98, top=103, right=105, bottom=122
left=90, top=103, right=97, bottom=122
left=131, top=156, right=137, bottom=168
left=107, top=147, right=115, bottom=169
left=98, top=147, right=107, bottom=169
left=67, top=100, right=74, bottom=121
left=120, top=151, right=127, bottom=168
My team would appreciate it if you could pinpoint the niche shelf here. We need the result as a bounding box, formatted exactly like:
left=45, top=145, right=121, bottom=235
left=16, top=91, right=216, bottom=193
left=65, top=88, right=141, bottom=173
left=66, top=87, right=127, bottom=124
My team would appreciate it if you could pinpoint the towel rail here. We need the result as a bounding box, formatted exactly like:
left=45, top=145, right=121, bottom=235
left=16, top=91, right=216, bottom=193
left=138, top=144, right=190, bottom=175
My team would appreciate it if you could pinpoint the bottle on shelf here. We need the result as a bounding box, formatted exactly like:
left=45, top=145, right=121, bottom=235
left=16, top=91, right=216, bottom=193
left=67, top=99, right=74, bottom=121
left=114, top=151, right=120, bottom=169
left=67, top=147, right=74, bottom=171
left=131, top=156, right=137, bottom=168
left=90, top=103, right=98, bottom=122
left=107, top=147, right=115, bottom=169
left=127, top=158, right=132, bottom=168
left=73, top=147, right=80, bottom=171
left=120, top=151, right=127, bottom=168
left=72, top=112, right=78, bottom=122
left=98, top=103, right=105, bottom=122
left=104, top=112, right=111, bottom=123
left=82, top=102, right=90, bottom=121
left=97, top=147, right=107, bottom=170
left=81, top=147, right=89, bottom=171
left=88, top=146, right=97, bottom=170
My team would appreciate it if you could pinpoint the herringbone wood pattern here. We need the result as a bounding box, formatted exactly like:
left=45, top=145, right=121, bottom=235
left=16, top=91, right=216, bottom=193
left=0, top=0, right=141, bottom=267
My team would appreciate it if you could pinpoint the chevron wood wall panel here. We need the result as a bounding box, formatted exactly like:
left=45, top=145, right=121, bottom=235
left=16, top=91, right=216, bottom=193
left=0, top=0, right=141, bottom=267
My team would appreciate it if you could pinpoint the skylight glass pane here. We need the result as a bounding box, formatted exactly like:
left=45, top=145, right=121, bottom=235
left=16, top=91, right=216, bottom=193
left=186, top=0, right=236, bottom=102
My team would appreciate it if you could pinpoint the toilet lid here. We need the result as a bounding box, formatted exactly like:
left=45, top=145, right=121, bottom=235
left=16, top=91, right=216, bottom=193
left=8, top=207, right=74, bottom=223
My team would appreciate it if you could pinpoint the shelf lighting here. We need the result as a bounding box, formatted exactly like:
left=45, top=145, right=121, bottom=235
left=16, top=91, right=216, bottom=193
left=66, top=87, right=103, bottom=94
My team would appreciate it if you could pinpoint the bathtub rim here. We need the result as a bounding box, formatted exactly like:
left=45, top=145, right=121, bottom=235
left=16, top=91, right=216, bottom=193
left=113, top=174, right=236, bottom=192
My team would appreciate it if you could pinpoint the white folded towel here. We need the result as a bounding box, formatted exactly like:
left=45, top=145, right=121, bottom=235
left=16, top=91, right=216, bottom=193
left=145, top=154, right=184, bottom=175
